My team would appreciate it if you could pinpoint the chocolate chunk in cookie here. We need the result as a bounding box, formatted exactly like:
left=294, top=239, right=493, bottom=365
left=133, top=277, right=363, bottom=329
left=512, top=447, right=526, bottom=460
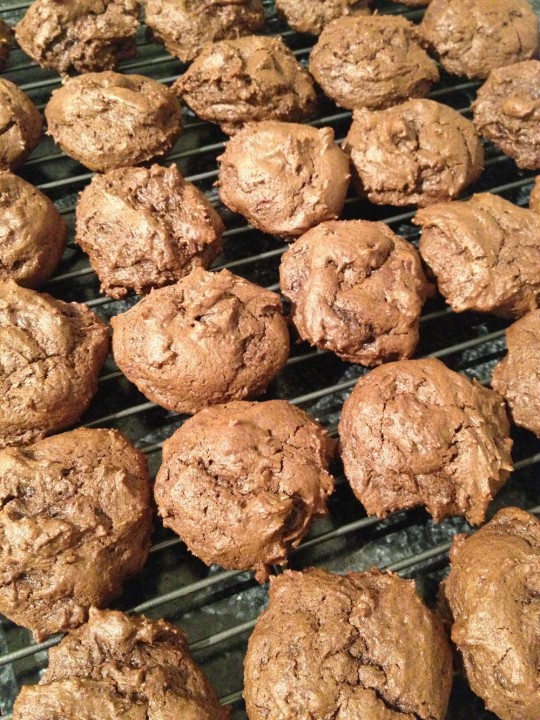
left=0, top=79, right=42, bottom=171
left=276, top=0, right=370, bottom=36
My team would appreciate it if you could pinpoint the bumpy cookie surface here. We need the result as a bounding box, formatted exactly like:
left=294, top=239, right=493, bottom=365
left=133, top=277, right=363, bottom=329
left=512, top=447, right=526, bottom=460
left=0, top=79, right=42, bottom=170
left=531, top=176, right=540, bottom=213
left=0, top=20, right=13, bottom=70
left=276, top=0, right=370, bottom=35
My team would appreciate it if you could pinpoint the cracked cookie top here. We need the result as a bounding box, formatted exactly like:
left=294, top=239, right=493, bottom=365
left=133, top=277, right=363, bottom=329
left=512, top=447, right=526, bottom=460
left=155, top=400, right=335, bottom=581
left=0, top=79, right=42, bottom=171
left=276, top=0, right=370, bottom=36
left=339, top=358, right=513, bottom=524
left=0, top=429, right=151, bottom=641
left=244, top=568, right=453, bottom=720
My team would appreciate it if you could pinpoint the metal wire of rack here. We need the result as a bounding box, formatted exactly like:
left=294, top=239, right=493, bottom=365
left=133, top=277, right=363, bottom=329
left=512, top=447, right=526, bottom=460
left=0, top=1, right=539, bottom=718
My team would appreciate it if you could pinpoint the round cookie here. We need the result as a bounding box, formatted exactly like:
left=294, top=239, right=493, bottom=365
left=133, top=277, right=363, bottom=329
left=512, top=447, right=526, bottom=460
left=146, top=0, right=265, bottom=63
left=530, top=176, right=540, bottom=213
left=309, top=15, right=439, bottom=111
left=76, top=164, right=224, bottom=299
left=0, top=171, right=67, bottom=288
left=0, top=20, right=13, bottom=71
left=415, top=193, right=540, bottom=318
left=244, top=568, right=453, bottom=720
left=13, top=608, right=229, bottom=719
left=0, top=280, right=109, bottom=448
left=155, top=400, right=335, bottom=581
left=442, top=507, right=540, bottom=720
left=492, top=310, right=540, bottom=437
left=15, top=0, right=140, bottom=75
left=173, top=35, right=317, bottom=135
left=219, top=121, right=349, bottom=238
left=45, top=71, right=182, bottom=172
left=472, top=60, right=540, bottom=171
left=344, top=99, right=484, bottom=207
left=0, top=428, right=151, bottom=641
left=111, top=268, right=290, bottom=414
left=0, top=79, right=42, bottom=171
left=421, top=0, right=539, bottom=80
left=275, top=0, right=370, bottom=36
left=339, top=358, right=513, bottom=524
left=279, top=220, right=431, bottom=365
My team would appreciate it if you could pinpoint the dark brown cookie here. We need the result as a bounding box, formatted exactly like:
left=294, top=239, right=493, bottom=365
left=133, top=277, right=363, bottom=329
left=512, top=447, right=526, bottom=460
left=443, top=507, right=540, bottom=720
left=344, top=99, right=484, bottom=207
left=339, top=358, right=513, bottom=524
left=531, top=176, right=540, bottom=213
left=112, top=268, right=290, bottom=414
left=155, top=400, right=335, bottom=581
left=15, top=0, right=140, bottom=75
left=472, top=60, right=540, bottom=171
left=13, top=608, right=230, bottom=719
left=0, top=429, right=151, bottom=641
left=492, top=310, right=540, bottom=437
left=244, top=568, right=453, bottom=720
left=45, top=71, right=182, bottom=172
left=0, top=281, right=109, bottom=448
left=276, top=0, right=370, bottom=36
left=280, top=220, right=431, bottom=365
left=76, top=164, right=224, bottom=299
left=415, top=193, right=540, bottom=318
left=0, top=79, right=42, bottom=171
left=173, top=35, right=317, bottom=135
left=146, top=0, right=265, bottom=63
left=0, top=20, right=13, bottom=71
left=421, top=0, right=539, bottom=80
left=309, top=15, right=439, bottom=111
left=218, top=121, right=350, bottom=238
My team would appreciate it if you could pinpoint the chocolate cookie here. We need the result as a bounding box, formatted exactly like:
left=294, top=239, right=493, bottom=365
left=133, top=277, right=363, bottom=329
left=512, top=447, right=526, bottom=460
left=415, top=193, right=540, bottom=318
left=218, top=121, right=350, bottom=238
left=276, top=0, right=370, bottom=36
left=15, top=0, right=140, bottom=75
left=173, top=35, right=317, bottom=135
left=45, top=71, right=182, bottom=172
left=244, top=568, right=453, bottom=720
left=492, top=310, right=540, bottom=437
left=0, top=429, right=151, bottom=641
left=280, top=220, right=431, bottom=365
left=155, top=400, right=335, bottom=581
left=0, top=281, right=109, bottom=448
left=472, top=60, right=540, bottom=171
left=421, top=0, right=539, bottom=80
left=531, top=176, right=540, bottom=213
left=0, top=79, right=42, bottom=171
left=0, top=20, right=13, bottom=71
left=309, top=15, right=439, bottom=111
left=13, top=608, right=229, bottom=719
left=146, top=0, right=265, bottom=63
left=112, top=268, right=289, bottom=414
left=443, top=507, right=540, bottom=720
left=339, top=358, right=513, bottom=524
left=76, top=164, right=224, bottom=299
left=344, top=99, right=484, bottom=206
left=0, top=171, right=67, bottom=288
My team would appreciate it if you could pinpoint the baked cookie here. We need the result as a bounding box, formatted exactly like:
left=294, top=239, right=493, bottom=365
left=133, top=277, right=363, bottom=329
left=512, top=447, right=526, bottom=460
left=421, top=0, right=539, bottom=80
left=146, top=0, right=265, bottom=63
left=0, top=281, right=109, bottom=448
left=0, top=429, right=151, bottom=641
left=218, top=121, right=350, bottom=238
left=472, top=60, right=540, bottom=171
left=280, top=220, right=431, bottom=365
left=112, top=268, right=289, bottom=414
left=45, top=71, right=182, bottom=172
left=309, top=15, right=439, bottom=111
left=13, top=608, right=229, bottom=719
left=0, top=171, right=67, bottom=288
left=275, top=0, right=370, bottom=36
left=155, top=400, right=335, bottom=581
left=339, top=358, right=513, bottom=524
left=492, top=310, right=540, bottom=437
left=443, top=507, right=540, bottom=720
left=244, top=568, right=453, bottom=720
left=344, top=99, right=484, bottom=206
left=76, top=164, right=224, bottom=299
left=0, top=20, right=13, bottom=71
left=415, top=193, right=540, bottom=318
left=173, top=36, right=317, bottom=135
left=15, top=0, right=140, bottom=75
left=0, top=79, right=42, bottom=171
left=531, top=176, right=540, bottom=213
